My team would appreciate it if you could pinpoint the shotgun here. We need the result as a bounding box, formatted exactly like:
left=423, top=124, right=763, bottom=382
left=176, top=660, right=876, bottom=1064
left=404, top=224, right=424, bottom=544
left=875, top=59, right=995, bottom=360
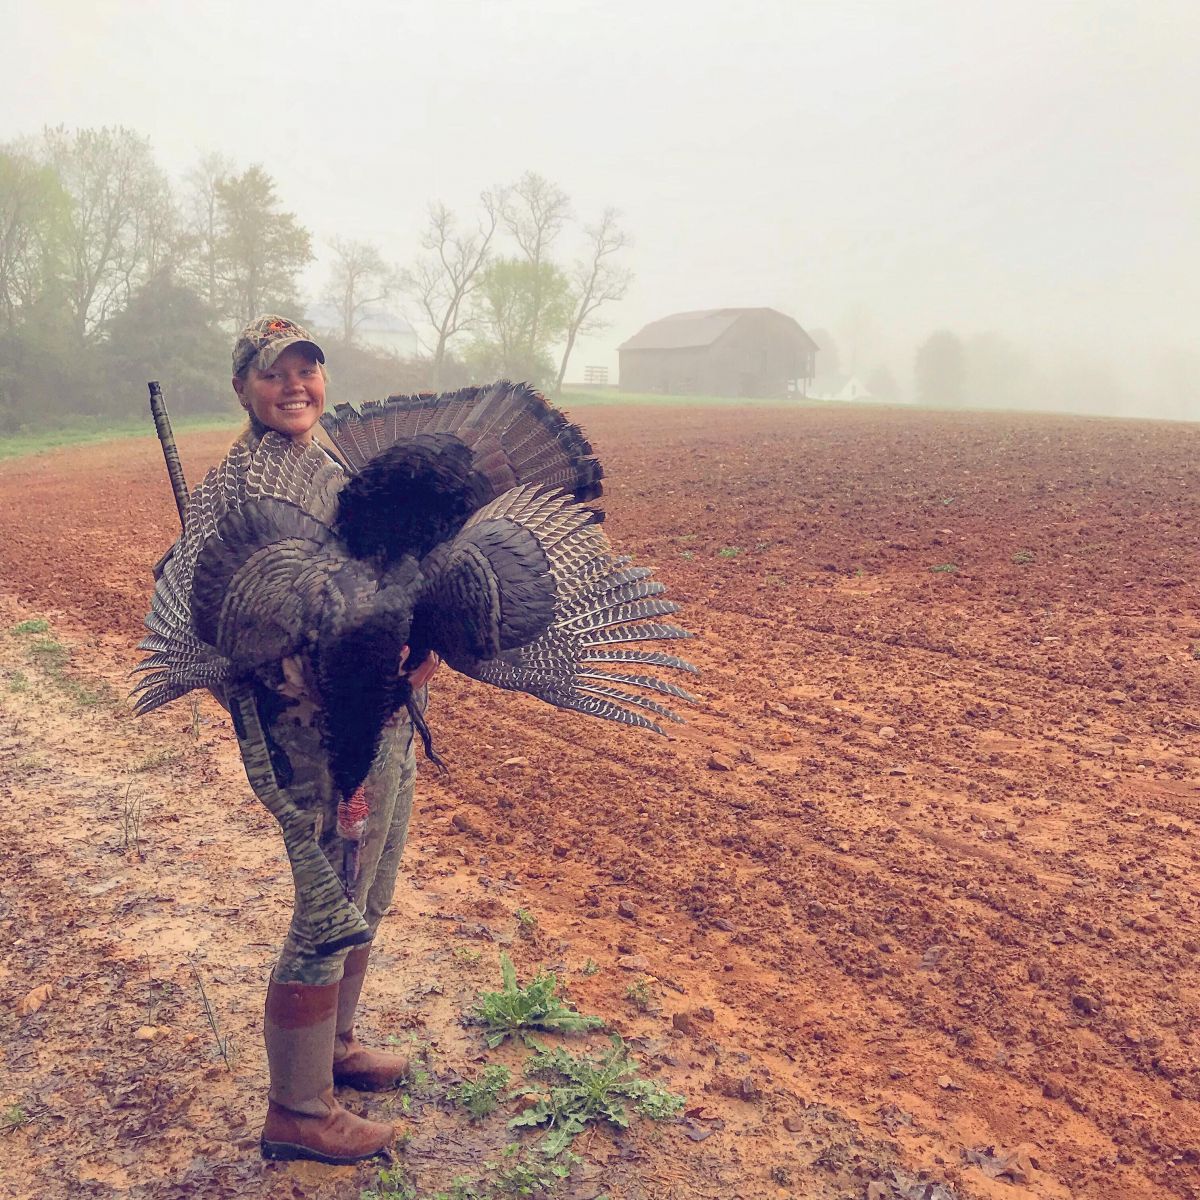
left=148, top=381, right=190, bottom=526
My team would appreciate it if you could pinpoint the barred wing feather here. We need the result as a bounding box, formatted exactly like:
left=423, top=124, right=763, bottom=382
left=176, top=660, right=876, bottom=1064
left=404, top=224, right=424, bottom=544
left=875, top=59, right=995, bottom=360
left=443, top=485, right=697, bottom=733
left=132, top=432, right=347, bottom=714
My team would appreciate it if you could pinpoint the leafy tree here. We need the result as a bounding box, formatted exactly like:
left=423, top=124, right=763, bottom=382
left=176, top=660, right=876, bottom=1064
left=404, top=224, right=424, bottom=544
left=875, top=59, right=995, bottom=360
left=0, top=146, right=69, bottom=333
left=41, top=126, right=177, bottom=343
left=553, top=207, right=632, bottom=396
left=470, top=256, right=572, bottom=385
left=914, top=330, right=966, bottom=407
left=102, top=273, right=227, bottom=417
left=0, top=295, right=90, bottom=431
left=323, top=236, right=395, bottom=345
left=213, top=165, right=312, bottom=325
left=399, top=193, right=501, bottom=389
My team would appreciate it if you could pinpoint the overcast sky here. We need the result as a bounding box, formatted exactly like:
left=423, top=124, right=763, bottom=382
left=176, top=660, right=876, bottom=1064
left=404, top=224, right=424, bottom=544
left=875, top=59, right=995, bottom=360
left=4, top=0, right=1198, bottom=405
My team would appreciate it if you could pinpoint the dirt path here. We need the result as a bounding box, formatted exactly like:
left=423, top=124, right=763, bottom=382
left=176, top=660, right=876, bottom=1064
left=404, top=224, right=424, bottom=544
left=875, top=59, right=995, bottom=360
left=1, top=404, right=1197, bottom=1200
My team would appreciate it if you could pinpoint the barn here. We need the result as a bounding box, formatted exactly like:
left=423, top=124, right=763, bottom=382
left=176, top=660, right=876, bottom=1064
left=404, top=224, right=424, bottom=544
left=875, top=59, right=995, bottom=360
left=618, top=307, right=817, bottom=397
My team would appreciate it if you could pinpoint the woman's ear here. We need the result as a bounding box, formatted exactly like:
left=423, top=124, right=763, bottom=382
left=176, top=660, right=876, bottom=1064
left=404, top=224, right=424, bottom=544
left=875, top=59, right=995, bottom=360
left=232, top=376, right=248, bottom=407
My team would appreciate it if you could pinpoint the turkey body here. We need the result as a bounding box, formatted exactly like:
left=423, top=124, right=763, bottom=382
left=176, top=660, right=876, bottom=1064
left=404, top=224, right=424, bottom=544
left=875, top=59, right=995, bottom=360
left=136, top=382, right=697, bottom=808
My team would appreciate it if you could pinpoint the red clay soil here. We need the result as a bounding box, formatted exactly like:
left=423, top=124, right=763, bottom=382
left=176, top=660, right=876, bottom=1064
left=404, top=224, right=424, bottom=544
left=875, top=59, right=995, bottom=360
left=0, top=403, right=1197, bottom=1200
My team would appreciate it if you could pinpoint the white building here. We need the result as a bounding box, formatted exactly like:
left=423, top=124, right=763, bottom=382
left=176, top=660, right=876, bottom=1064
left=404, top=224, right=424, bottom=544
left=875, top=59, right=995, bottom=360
left=805, top=373, right=873, bottom=402
left=306, top=303, right=419, bottom=359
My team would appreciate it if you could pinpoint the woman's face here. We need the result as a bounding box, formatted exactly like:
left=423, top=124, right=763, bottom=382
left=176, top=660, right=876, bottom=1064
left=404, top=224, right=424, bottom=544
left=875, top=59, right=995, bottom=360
left=233, top=344, right=326, bottom=443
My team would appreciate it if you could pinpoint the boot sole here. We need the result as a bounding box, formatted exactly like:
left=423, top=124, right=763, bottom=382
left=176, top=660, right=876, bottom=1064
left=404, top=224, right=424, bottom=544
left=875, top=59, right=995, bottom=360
left=261, top=1137, right=391, bottom=1165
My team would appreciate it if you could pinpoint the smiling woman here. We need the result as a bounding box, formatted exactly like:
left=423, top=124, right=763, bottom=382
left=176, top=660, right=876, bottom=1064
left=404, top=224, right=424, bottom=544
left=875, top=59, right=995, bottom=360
left=231, top=316, right=328, bottom=445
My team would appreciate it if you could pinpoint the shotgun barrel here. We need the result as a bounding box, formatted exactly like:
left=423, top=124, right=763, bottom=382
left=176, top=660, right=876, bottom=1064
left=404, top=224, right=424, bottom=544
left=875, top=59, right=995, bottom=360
left=148, top=381, right=190, bottom=527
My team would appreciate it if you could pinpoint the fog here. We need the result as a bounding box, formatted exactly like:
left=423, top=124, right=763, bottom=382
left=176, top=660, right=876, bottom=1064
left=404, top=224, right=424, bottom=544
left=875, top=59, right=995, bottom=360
left=5, top=0, right=1198, bottom=418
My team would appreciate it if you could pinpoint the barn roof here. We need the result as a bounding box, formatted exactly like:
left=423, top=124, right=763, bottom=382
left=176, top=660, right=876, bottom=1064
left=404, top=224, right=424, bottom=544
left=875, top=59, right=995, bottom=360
left=618, top=307, right=816, bottom=352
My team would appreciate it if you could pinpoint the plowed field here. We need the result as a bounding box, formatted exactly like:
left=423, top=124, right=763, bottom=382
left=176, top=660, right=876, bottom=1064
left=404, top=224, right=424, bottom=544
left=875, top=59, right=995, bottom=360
left=1, top=403, right=1197, bottom=1200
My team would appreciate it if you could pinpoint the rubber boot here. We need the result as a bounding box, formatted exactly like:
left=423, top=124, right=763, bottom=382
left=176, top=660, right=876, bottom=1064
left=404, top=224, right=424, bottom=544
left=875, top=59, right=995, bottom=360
left=260, top=977, right=394, bottom=1164
left=333, top=946, right=412, bottom=1091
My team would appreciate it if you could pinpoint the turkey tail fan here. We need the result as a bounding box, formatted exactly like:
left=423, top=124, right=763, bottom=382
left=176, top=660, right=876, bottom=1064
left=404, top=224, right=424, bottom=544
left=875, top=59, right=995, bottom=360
left=319, top=382, right=604, bottom=515
left=441, top=484, right=698, bottom=734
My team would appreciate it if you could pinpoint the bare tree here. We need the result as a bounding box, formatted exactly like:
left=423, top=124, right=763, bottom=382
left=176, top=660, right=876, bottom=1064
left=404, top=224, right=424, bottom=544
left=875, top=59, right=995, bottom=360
left=42, top=126, right=177, bottom=342
left=325, top=236, right=393, bottom=345
left=400, top=192, right=500, bottom=388
left=502, top=172, right=571, bottom=362
left=181, top=152, right=232, bottom=311
left=553, top=208, right=632, bottom=396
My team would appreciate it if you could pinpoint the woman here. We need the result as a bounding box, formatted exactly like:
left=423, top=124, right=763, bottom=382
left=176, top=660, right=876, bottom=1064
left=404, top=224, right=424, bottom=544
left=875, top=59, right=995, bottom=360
left=138, top=316, right=695, bottom=1166
left=229, top=315, right=436, bottom=1164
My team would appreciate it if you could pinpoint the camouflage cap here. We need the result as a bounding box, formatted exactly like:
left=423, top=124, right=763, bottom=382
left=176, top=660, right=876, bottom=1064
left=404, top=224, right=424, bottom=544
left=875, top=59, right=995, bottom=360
left=232, top=315, right=325, bottom=376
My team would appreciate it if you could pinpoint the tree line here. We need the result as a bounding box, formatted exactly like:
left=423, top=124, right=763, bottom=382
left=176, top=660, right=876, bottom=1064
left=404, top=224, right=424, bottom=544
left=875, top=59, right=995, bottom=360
left=0, top=127, right=631, bottom=432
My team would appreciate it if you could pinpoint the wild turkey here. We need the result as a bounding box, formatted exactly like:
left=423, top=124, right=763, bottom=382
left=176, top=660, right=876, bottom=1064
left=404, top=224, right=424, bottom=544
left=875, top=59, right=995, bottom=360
left=134, top=381, right=697, bottom=804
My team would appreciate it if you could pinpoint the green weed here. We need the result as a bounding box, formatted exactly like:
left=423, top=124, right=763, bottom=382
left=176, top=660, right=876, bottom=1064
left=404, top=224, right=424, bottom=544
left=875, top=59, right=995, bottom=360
left=190, top=957, right=236, bottom=1071
left=61, top=677, right=116, bottom=707
left=131, top=748, right=180, bottom=773
left=362, top=1146, right=574, bottom=1199
left=121, top=784, right=144, bottom=855
left=483, top=1144, right=575, bottom=1195
left=514, top=907, right=538, bottom=936
left=511, top=1036, right=685, bottom=1157
left=716, top=546, right=742, bottom=559
left=449, top=1064, right=512, bottom=1120
left=9, top=618, right=49, bottom=636
left=624, top=978, right=655, bottom=1012
left=7, top=670, right=28, bottom=693
left=0, top=1104, right=30, bottom=1133
left=1012, top=549, right=1035, bottom=565
left=361, top=1167, right=419, bottom=1200
left=929, top=563, right=959, bottom=574
left=28, top=637, right=68, bottom=672
left=472, top=953, right=603, bottom=1048
left=453, top=945, right=483, bottom=965
left=577, top=958, right=600, bottom=977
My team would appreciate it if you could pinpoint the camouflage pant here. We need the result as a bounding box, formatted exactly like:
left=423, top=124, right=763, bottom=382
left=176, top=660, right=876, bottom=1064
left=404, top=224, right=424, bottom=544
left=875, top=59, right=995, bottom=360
left=228, top=680, right=417, bottom=986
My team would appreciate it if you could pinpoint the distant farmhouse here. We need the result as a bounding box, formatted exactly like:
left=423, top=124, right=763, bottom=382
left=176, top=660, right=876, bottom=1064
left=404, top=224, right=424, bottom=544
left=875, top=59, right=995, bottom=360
left=618, top=307, right=817, bottom=397
left=807, top=373, right=873, bottom=403
left=306, top=303, right=419, bottom=358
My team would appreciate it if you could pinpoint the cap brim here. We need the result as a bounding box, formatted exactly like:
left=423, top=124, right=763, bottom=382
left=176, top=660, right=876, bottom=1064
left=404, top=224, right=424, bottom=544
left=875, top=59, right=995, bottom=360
left=256, top=337, right=326, bottom=370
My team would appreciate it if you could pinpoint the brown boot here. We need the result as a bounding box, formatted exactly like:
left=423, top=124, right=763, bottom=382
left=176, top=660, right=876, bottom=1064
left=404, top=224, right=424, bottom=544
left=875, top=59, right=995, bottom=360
left=261, top=977, right=394, bottom=1164
left=333, top=946, right=411, bottom=1091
